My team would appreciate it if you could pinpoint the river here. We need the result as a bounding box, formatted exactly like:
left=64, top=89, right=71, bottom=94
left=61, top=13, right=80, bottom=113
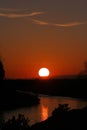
left=2, top=95, right=87, bottom=126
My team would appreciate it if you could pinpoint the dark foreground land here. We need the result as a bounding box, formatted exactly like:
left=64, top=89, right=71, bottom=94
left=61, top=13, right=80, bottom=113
left=31, top=104, right=87, bottom=130
left=1, top=104, right=87, bottom=130
left=0, top=79, right=40, bottom=110
left=0, top=78, right=87, bottom=130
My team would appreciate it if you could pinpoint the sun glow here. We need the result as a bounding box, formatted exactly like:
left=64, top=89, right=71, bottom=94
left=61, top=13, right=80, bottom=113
left=38, top=68, right=50, bottom=77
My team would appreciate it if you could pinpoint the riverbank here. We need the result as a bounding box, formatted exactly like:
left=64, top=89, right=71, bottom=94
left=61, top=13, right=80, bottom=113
left=0, top=82, right=40, bottom=110
left=1, top=104, right=87, bottom=130
left=2, top=78, right=87, bottom=99
left=0, top=78, right=87, bottom=110
left=31, top=104, right=87, bottom=130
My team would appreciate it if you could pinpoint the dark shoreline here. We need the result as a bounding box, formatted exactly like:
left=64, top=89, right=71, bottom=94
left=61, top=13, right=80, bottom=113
left=0, top=78, right=87, bottom=110
left=31, top=104, right=87, bottom=130
left=7, top=78, right=87, bottom=99
left=0, top=78, right=87, bottom=129
left=1, top=104, right=87, bottom=130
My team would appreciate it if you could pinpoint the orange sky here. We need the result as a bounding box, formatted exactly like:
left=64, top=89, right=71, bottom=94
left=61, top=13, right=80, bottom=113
left=0, top=0, right=87, bottom=79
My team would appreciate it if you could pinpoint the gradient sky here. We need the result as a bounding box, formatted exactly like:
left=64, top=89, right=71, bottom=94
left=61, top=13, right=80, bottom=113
left=0, top=0, right=87, bottom=79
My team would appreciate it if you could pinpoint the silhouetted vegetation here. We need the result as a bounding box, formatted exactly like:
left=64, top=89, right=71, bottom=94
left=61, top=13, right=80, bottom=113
left=0, top=114, right=30, bottom=130
left=1, top=77, right=87, bottom=111
left=31, top=104, right=87, bottom=129
left=1, top=104, right=87, bottom=130
left=78, top=61, right=87, bottom=78
left=0, top=80, right=40, bottom=110
left=0, top=89, right=40, bottom=110
left=1, top=78, right=87, bottom=100
left=0, top=62, right=87, bottom=129
left=0, top=60, right=5, bottom=80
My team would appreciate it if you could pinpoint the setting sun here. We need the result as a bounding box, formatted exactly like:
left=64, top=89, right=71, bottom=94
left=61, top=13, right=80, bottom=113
left=38, top=68, right=50, bottom=77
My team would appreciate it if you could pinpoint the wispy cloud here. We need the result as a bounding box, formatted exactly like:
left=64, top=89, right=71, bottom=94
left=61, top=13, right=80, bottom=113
left=32, top=19, right=49, bottom=25
left=0, top=8, right=86, bottom=28
left=0, top=12, right=45, bottom=18
left=53, top=22, right=86, bottom=27
left=32, top=19, right=86, bottom=28
left=28, top=12, right=45, bottom=17
left=0, top=7, right=45, bottom=18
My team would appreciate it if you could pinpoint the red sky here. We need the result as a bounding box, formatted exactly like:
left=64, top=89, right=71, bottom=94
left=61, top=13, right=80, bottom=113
left=0, top=0, right=87, bottom=79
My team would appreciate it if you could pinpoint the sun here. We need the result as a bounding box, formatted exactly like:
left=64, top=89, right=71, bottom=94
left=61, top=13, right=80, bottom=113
left=38, top=68, right=50, bottom=78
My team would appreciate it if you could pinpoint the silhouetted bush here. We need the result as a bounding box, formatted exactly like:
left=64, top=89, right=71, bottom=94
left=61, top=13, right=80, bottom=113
left=1, top=114, right=30, bottom=130
left=1, top=104, right=87, bottom=130
left=31, top=104, right=87, bottom=130
left=0, top=60, right=5, bottom=80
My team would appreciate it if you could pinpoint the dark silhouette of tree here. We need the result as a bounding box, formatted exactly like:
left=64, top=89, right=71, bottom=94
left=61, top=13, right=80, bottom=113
left=78, top=61, right=87, bottom=78
left=1, top=114, right=30, bottom=130
left=0, top=59, right=5, bottom=80
left=84, top=61, right=87, bottom=73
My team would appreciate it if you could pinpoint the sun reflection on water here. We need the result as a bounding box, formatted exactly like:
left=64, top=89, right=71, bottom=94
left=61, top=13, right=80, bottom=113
left=41, top=105, right=48, bottom=121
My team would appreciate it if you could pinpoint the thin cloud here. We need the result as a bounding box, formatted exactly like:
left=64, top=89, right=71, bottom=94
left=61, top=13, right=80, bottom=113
left=0, top=12, right=45, bottom=18
left=32, top=19, right=86, bottom=28
left=32, top=19, right=49, bottom=25
left=29, top=12, right=45, bottom=16
left=0, top=8, right=86, bottom=28
left=53, top=22, right=86, bottom=27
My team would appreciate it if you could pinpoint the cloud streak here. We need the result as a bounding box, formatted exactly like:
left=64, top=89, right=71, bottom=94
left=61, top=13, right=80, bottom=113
left=0, top=8, right=86, bottom=28
left=53, top=22, right=86, bottom=27
left=32, top=19, right=86, bottom=28
left=0, top=12, right=45, bottom=18
left=0, top=8, right=45, bottom=18
left=32, top=19, right=49, bottom=25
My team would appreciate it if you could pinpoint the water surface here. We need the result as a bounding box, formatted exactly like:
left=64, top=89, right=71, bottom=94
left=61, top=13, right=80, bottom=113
left=3, top=95, right=87, bottom=126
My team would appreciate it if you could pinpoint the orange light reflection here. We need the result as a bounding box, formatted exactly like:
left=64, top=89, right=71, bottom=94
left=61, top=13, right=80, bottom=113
left=41, top=105, right=48, bottom=121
